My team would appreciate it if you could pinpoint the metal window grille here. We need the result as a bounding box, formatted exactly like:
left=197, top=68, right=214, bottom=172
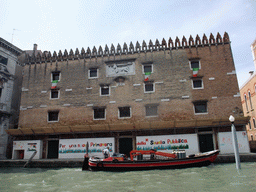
left=146, top=105, right=158, bottom=116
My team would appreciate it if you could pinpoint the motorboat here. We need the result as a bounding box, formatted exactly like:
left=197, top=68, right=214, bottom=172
left=83, top=149, right=220, bottom=171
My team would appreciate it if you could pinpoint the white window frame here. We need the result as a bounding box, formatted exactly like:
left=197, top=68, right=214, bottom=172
left=100, top=85, right=110, bottom=96
left=48, top=111, right=59, bottom=122
left=93, top=108, right=106, bottom=120
left=193, top=102, right=208, bottom=115
left=142, top=64, right=153, bottom=74
left=51, top=71, right=61, bottom=82
left=144, top=82, right=155, bottom=93
left=50, top=89, right=60, bottom=100
left=88, top=68, right=98, bottom=79
left=192, top=79, right=204, bottom=89
left=189, top=60, right=201, bottom=70
left=145, top=105, right=158, bottom=117
left=118, top=107, right=132, bottom=119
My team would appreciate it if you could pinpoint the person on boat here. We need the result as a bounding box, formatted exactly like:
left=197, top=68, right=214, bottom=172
left=102, top=147, right=110, bottom=159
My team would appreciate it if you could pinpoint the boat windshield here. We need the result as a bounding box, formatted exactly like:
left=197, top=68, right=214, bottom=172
left=111, top=153, right=125, bottom=157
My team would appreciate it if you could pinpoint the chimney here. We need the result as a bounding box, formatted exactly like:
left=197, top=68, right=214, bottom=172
left=32, top=44, right=38, bottom=56
left=249, top=71, right=254, bottom=76
left=33, top=44, right=38, bottom=51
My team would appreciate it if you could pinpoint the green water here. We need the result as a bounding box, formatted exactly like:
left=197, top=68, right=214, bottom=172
left=0, top=163, right=256, bottom=192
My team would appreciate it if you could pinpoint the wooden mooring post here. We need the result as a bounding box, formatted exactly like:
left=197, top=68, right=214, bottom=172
left=23, top=151, right=37, bottom=168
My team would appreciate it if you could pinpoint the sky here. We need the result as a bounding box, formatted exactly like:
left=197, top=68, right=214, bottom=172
left=0, top=0, right=255, bottom=87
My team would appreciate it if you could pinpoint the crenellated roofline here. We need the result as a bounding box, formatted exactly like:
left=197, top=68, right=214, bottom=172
left=25, top=32, right=230, bottom=64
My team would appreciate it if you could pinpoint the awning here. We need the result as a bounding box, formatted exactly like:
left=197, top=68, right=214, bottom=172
left=6, top=116, right=250, bottom=136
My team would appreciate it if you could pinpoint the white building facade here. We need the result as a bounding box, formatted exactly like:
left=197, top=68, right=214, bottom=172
left=0, top=37, right=24, bottom=159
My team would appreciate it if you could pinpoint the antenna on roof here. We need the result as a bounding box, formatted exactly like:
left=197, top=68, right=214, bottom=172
left=11, top=28, right=20, bottom=43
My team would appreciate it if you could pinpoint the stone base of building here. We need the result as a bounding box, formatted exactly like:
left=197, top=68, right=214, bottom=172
left=7, top=125, right=251, bottom=160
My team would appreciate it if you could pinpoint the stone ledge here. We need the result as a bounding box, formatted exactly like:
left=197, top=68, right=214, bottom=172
left=1, top=154, right=256, bottom=168
left=215, top=153, right=256, bottom=163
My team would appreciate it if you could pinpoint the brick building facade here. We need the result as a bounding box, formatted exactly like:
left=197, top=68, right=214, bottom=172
left=8, top=32, right=250, bottom=159
left=240, top=38, right=256, bottom=152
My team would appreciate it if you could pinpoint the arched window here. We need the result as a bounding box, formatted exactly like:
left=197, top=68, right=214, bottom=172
left=253, top=118, right=256, bottom=128
left=251, top=134, right=254, bottom=141
left=248, top=91, right=253, bottom=110
left=248, top=121, right=252, bottom=130
left=244, top=94, right=249, bottom=112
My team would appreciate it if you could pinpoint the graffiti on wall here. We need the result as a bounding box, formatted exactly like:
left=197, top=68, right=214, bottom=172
left=58, top=138, right=115, bottom=159
left=136, top=137, right=189, bottom=151
left=136, top=134, right=200, bottom=155
left=27, top=143, right=37, bottom=152
left=59, top=142, right=113, bottom=154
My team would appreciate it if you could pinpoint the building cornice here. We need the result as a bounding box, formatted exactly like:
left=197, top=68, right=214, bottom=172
left=240, top=71, right=256, bottom=90
left=0, top=37, right=24, bottom=56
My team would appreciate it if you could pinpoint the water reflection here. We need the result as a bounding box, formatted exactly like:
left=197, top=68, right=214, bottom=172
left=0, top=163, right=256, bottom=192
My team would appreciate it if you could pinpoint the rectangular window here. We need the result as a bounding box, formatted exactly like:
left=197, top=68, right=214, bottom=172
left=192, top=79, right=203, bottom=89
left=100, top=85, right=110, bottom=96
left=48, top=111, right=59, bottom=122
left=190, top=60, right=200, bottom=69
left=144, top=82, right=154, bottom=93
left=118, top=107, right=131, bottom=118
left=0, top=88, right=2, bottom=98
left=94, top=108, right=106, bottom=120
left=50, top=89, right=59, bottom=99
left=194, top=101, right=207, bottom=114
left=52, top=72, right=60, bottom=81
left=0, top=55, right=8, bottom=65
left=89, top=68, right=98, bottom=78
left=146, top=105, right=158, bottom=117
left=143, top=64, right=153, bottom=74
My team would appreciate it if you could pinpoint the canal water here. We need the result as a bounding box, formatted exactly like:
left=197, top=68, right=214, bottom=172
left=0, top=163, right=256, bottom=192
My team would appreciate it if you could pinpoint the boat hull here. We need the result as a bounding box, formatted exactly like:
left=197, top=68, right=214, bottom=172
left=88, top=150, right=219, bottom=171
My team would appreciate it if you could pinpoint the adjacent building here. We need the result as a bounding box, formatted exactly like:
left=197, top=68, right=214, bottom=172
left=239, top=38, right=256, bottom=152
left=0, top=37, right=24, bottom=159
left=8, top=32, right=250, bottom=159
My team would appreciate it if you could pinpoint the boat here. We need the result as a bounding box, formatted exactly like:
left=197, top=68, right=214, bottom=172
left=83, top=149, right=220, bottom=171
